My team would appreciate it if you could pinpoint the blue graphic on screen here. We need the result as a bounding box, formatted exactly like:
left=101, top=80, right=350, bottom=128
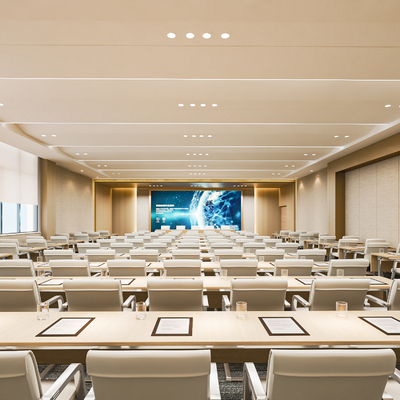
left=151, top=191, right=241, bottom=231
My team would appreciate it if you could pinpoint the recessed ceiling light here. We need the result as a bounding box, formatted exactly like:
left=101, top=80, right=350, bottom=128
left=204, top=165, right=207, bottom=167
left=98, top=165, right=101, bottom=167
left=104, top=165, right=107, bottom=167
left=0, top=103, right=3, bottom=106
left=52, top=135, right=56, bottom=137
left=285, top=165, right=288, bottom=167
left=203, top=173, right=205, bottom=175
left=199, top=153, right=202, bottom=156
left=193, top=153, right=196, bottom=155
left=334, top=135, right=339, bottom=138
left=149, top=185, right=151, bottom=187
left=183, top=135, right=187, bottom=137
left=194, top=165, right=197, bottom=167
left=345, top=135, right=349, bottom=138
left=385, top=104, right=391, bottom=107
left=42, top=135, right=46, bottom=137
left=178, top=104, right=184, bottom=107
left=221, top=33, right=229, bottom=39
left=292, top=165, right=295, bottom=167
left=118, top=173, right=120, bottom=175
left=312, top=153, right=316, bottom=156
left=188, top=165, right=191, bottom=167
left=190, top=104, right=195, bottom=107
left=272, top=173, right=275, bottom=175
left=80, top=170, right=84, bottom=172
left=304, top=154, right=308, bottom=156
left=167, top=32, right=176, bottom=39
left=96, top=177, right=99, bottom=179
left=194, top=173, right=197, bottom=175
left=295, top=176, right=298, bottom=179
left=76, top=152, right=79, bottom=155
left=206, top=153, right=209, bottom=156
left=310, top=170, right=314, bottom=172
left=202, top=33, right=211, bottom=39
left=112, top=173, right=115, bottom=175
left=211, top=104, right=217, bottom=107
left=200, top=104, right=206, bottom=107
left=186, top=33, right=195, bottom=39
left=277, top=173, right=280, bottom=175
left=192, top=135, right=196, bottom=137
left=208, top=135, right=212, bottom=137
left=199, top=135, right=204, bottom=137
left=84, top=153, right=87, bottom=155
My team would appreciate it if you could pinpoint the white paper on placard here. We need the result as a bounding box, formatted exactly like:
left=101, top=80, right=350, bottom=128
left=363, top=317, right=400, bottom=334
left=156, top=318, right=190, bottom=335
left=116, top=278, right=133, bottom=285
left=40, top=318, right=92, bottom=336
left=296, top=278, right=314, bottom=285
left=262, top=317, right=305, bottom=335
left=39, top=279, right=64, bottom=286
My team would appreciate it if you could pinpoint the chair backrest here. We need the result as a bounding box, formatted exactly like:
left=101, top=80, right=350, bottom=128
left=77, top=243, right=100, bottom=253
left=230, top=279, right=287, bottom=311
left=243, top=242, right=265, bottom=253
left=110, top=243, right=134, bottom=253
left=0, top=350, right=44, bottom=400
left=275, top=243, right=299, bottom=253
left=298, top=233, right=314, bottom=246
left=44, top=249, right=74, bottom=261
left=0, top=243, right=20, bottom=258
left=234, top=238, right=253, bottom=247
left=0, top=238, right=20, bottom=245
left=74, top=233, right=89, bottom=243
left=50, top=260, right=91, bottom=277
left=309, top=278, right=370, bottom=311
left=318, top=235, right=336, bottom=244
left=219, top=259, right=258, bottom=276
left=125, top=233, right=139, bottom=239
left=264, top=239, right=282, bottom=248
left=176, top=243, right=201, bottom=249
left=98, top=239, right=116, bottom=247
left=255, top=249, right=285, bottom=262
left=337, top=238, right=359, bottom=248
left=386, top=279, right=400, bottom=310
left=364, top=242, right=389, bottom=256
left=163, top=259, right=202, bottom=276
left=50, top=235, right=69, bottom=244
left=210, top=243, right=235, bottom=250
left=172, top=250, right=201, bottom=259
left=107, top=259, right=146, bottom=276
left=296, top=249, right=326, bottom=261
left=99, top=230, right=110, bottom=236
left=87, top=349, right=211, bottom=400
left=214, top=249, right=244, bottom=260
left=0, top=280, right=40, bottom=311
left=111, top=236, right=128, bottom=243
left=265, top=349, right=395, bottom=400
left=144, top=243, right=168, bottom=253
left=342, top=236, right=359, bottom=241
left=129, top=250, right=159, bottom=262
left=254, top=236, right=270, bottom=243
left=140, top=236, right=152, bottom=243
left=125, top=239, right=144, bottom=246
left=327, top=259, right=369, bottom=276
left=153, top=238, right=173, bottom=245
left=26, top=238, right=47, bottom=248
left=148, top=279, right=204, bottom=311
left=161, top=225, right=170, bottom=230
left=63, top=279, right=123, bottom=311
left=0, top=259, right=35, bottom=277
left=365, top=238, right=387, bottom=244
left=279, top=230, right=290, bottom=236
left=55, top=232, right=70, bottom=239
left=86, top=249, right=116, bottom=262
left=274, top=259, right=313, bottom=276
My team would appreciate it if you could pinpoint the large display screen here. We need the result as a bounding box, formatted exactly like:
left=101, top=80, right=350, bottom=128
left=151, top=190, right=241, bottom=231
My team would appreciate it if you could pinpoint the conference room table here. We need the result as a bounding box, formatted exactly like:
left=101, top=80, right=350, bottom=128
left=370, top=252, right=400, bottom=275
left=2, top=309, right=400, bottom=364
left=0, top=253, right=13, bottom=259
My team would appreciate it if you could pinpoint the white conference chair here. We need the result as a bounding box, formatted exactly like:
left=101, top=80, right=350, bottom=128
left=316, top=259, right=369, bottom=277
left=86, top=349, right=220, bottom=400
left=263, top=239, right=282, bottom=248
left=86, top=249, right=116, bottom=262
left=163, top=259, right=202, bottom=276
left=331, top=238, right=359, bottom=259
left=172, top=249, right=201, bottom=259
left=273, top=259, right=314, bottom=276
left=255, top=249, right=285, bottom=262
left=107, top=259, right=147, bottom=276
left=243, top=349, right=396, bottom=400
left=129, top=249, right=159, bottom=262
left=110, top=242, right=134, bottom=253
left=77, top=242, right=100, bottom=254
left=98, top=239, right=116, bottom=248
left=44, top=249, right=74, bottom=262
left=296, top=249, right=326, bottom=261
left=243, top=242, right=265, bottom=254
left=50, top=259, right=91, bottom=277
left=275, top=242, right=299, bottom=254
left=366, top=279, right=400, bottom=310
left=214, top=249, right=244, bottom=261
left=0, top=259, right=35, bottom=277
left=0, top=243, right=30, bottom=260
left=219, top=259, right=258, bottom=276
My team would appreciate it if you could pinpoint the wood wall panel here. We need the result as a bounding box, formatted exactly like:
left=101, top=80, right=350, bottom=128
left=137, top=189, right=150, bottom=231
left=279, top=183, right=295, bottom=231
left=345, top=169, right=360, bottom=236
left=254, top=188, right=280, bottom=236
left=40, top=158, right=56, bottom=239
left=112, top=188, right=136, bottom=235
left=359, top=163, right=377, bottom=240
left=95, top=183, right=112, bottom=232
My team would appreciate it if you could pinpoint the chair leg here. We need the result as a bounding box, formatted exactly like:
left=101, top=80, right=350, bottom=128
left=224, top=363, right=243, bottom=382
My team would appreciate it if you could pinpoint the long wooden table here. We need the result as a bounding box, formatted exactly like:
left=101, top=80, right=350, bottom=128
left=0, top=253, right=13, bottom=259
left=2, top=310, right=400, bottom=364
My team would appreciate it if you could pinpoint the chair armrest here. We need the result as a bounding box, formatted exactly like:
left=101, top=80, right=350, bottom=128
left=123, top=295, right=136, bottom=310
left=314, top=272, right=326, bottom=276
left=222, top=294, right=231, bottom=311
left=243, top=362, right=266, bottom=400
left=284, top=299, right=291, bottom=309
left=365, top=294, right=389, bottom=308
left=42, top=363, right=86, bottom=400
left=145, top=297, right=149, bottom=308
left=62, top=302, right=68, bottom=311
left=203, top=294, right=209, bottom=309
left=84, top=388, right=95, bottom=399
left=390, top=368, right=400, bottom=384
left=291, top=294, right=310, bottom=310
left=382, top=393, right=394, bottom=400
left=92, top=272, right=101, bottom=277
left=210, top=363, right=221, bottom=400
left=265, top=272, right=273, bottom=276
left=147, top=272, right=154, bottom=277
left=45, top=295, right=64, bottom=311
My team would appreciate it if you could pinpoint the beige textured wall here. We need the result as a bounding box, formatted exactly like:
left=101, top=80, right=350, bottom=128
left=297, top=168, right=328, bottom=233
left=55, top=166, right=93, bottom=233
left=345, top=156, right=400, bottom=246
left=137, top=189, right=150, bottom=231
left=95, top=183, right=112, bottom=232
left=112, top=188, right=136, bottom=235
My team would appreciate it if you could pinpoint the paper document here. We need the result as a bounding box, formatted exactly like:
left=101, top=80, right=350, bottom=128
left=314, top=262, right=329, bottom=267
left=369, top=278, right=385, bottom=285
left=153, top=317, right=192, bottom=336
left=39, top=279, right=65, bottom=286
left=260, top=317, right=308, bottom=335
left=37, top=318, right=94, bottom=336
left=361, top=317, right=400, bottom=335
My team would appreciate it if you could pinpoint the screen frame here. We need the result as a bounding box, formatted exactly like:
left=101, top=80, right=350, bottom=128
left=149, top=189, right=243, bottom=231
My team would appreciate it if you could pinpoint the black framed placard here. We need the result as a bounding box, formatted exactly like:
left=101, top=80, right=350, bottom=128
left=36, top=317, right=95, bottom=337
left=259, top=317, right=309, bottom=336
left=151, top=317, right=193, bottom=336
left=360, top=316, right=400, bottom=335
left=295, top=278, right=315, bottom=286
left=114, top=278, right=135, bottom=285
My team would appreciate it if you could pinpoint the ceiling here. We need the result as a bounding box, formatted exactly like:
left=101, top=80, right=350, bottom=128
left=1, top=0, right=400, bottom=184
